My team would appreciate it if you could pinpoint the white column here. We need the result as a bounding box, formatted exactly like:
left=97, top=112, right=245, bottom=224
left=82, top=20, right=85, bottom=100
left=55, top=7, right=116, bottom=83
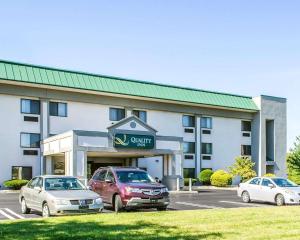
left=45, top=156, right=52, bottom=174
left=195, top=115, right=201, bottom=175
left=76, top=150, right=87, bottom=184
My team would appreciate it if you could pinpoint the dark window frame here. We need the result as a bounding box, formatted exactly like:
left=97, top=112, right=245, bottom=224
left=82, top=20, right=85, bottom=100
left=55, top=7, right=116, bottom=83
left=20, top=132, right=41, bottom=148
left=183, top=142, right=195, bottom=154
left=241, top=145, right=252, bottom=156
left=20, top=99, right=40, bottom=115
left=132, top=110, right=147, bottom=122
left=182, top=115, right=195, bottom=128
left=11, top=166, right=33, bottom=180
left=201, top=117, right=212, bottom=129
left=183, top=168, right=195, bottom=178
left=241, top=121, right=251, bottom=132
left=201, top=143, right=213, bottom=155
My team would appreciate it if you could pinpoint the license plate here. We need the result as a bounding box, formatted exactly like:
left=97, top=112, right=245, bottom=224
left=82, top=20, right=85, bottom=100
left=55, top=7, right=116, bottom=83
left=150, top=199, right=158, bottom=203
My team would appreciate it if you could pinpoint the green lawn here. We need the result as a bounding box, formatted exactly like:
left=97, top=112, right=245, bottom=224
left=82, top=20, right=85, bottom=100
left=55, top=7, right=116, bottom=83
left=1, top=207, right=300, bottom=240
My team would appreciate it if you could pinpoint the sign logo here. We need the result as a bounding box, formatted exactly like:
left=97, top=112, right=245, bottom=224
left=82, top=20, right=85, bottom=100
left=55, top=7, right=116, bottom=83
left=114, top=133, right=155, bottom=149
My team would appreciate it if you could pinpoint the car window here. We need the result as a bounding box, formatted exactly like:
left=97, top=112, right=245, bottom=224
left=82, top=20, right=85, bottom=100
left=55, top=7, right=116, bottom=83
left=45, top=178, right=85, bottom=190
left=92, top=171, right=100, bottom=180
left=28, top=177, right=39, bottom=188
left=106, top=170, right=115, bottom=182
left=249, top=178, right=261, bottom=185
left=96, top=169, right=107, bottom=181
left=261, top=179, right=272, bottom=187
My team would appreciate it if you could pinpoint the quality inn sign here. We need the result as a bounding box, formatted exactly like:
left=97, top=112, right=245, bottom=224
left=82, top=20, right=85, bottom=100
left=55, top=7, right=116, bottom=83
left=114, top=133, right=155, bottom=149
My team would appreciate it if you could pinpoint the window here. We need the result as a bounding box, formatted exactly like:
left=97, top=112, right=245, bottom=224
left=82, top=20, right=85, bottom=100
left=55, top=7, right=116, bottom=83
left=50, top=102, right=67, bottom=117
left=266, top=165, right=275, bottom=174
left=23, top=150, right=38, bottom=155
left=109, top=108, right=125, bottom=121
left=28, top=177, right=39, bottom=188
left=249, top=178, right=261, bottom=185
left=241, top=145, right=251, bottom=156
left=24, top=116, right=39, bottom=122
left=132, top=110, right=147, bottom=122
left=20, top=133, right=40, bottom=148
left=262, top=178, right=272, bottom=187
left=202, top=129, right=211, bottom=135
left=96, top=169, right=107, bottom=181
left=183, top=168, right=195, bottom=178
left=202, top=155, right=211, bottom=160
left=202, top=143, right=213, bottom=155
left=12, top=166, right=32, bottom=180
left=201, top=117, right=212, bottom=129
left=184, top=155, right=194, bottom=160
left=183, top=142, right=195, bottom=154
left=241, top=121, right=251, bottom=132
left=182, top=115, right=195, bottom=127
left=106, top=170, right=115, bottom=182
left=21, top=99, right=40, bottom=114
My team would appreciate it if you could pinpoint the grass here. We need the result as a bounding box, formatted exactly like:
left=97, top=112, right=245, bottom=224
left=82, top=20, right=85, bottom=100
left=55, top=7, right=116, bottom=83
left=1, top=207, right=300, bottom=239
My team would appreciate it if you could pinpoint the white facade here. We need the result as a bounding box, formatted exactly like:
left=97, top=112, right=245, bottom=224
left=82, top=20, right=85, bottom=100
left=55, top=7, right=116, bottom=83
left=0, top=79, right=287, bottom=189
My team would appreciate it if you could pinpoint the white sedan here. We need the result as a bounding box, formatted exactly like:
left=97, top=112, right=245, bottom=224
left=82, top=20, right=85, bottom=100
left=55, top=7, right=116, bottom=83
left=237, top=177, right=300, bottom=206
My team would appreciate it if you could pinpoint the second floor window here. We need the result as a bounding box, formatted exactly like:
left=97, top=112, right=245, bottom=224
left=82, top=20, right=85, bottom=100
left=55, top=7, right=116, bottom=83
left=201, top=117, right=212, bottom=129
left=21, top=133, right=40, bottom=148
left=21, top=99, right=40, bottom=114
left=50, top=102, right=67, bottom=117
left=241, top=145, right=251, bottom=156
left=109, top=108, right=125, bottom=121
left=183, top=142, right=195, bottom=154
left=241, top=121, right=251, bottom=132
left=202, top=143, right=213, bottom=155
left=132, top=110, right=147, bottom=122
left=182, top=115, right=195, bottom=127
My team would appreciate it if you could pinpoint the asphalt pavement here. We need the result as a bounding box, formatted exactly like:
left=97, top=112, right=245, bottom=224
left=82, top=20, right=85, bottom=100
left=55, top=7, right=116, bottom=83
left=0, top=190, right=273, bottom=220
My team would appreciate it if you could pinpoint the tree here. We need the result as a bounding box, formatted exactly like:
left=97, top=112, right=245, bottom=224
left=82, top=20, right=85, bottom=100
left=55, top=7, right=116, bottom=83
left=287, top=136, right=300, bottom=184
left=229, top=156, right=256, bottom=182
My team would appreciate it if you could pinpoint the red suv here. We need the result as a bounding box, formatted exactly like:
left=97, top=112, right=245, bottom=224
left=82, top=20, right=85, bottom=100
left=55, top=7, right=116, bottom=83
left=88, top=167, right=169, bottom=212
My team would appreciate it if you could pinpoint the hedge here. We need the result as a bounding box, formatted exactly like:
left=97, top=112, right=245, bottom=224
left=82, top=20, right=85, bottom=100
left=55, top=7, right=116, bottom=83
left=198, top=169, right=213, bottom=185
left=4, top=179, right=29, bottom=190
left=210, top=170, right=232, bottom=187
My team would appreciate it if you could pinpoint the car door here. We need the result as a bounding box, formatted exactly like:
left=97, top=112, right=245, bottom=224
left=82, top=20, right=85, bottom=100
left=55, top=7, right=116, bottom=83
left=25, top=177, right=39, bottom=208
left=92, top=169, right=107, bottom=199
left=247, top=178, right=262, bottom=200
left=259, top=178, right=277, bottom=203
left=103, top=170, right=117, bottom=204
left=30, top=177, right=44, bottom=210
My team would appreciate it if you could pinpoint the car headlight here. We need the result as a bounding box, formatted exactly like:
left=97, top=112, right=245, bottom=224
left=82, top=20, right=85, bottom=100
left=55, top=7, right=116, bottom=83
left=161, top=187, right=168, bottom=193
left=284, top=190, right=295, bottom=195
left=94, top=198, right=102, bottom=205
left=125, top=187, right=142, bottom=193
left=54, top=199, right=70, bottom=205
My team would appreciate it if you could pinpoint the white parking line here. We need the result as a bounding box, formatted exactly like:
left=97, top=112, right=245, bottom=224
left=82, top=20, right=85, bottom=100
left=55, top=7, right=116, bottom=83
left=219, top=201, right=264, bottom=207
left=5, top=208, right=25, bottom=219
left=175, top=202, right=222, bottom=209
left=0, top=209, right=15, bottom=220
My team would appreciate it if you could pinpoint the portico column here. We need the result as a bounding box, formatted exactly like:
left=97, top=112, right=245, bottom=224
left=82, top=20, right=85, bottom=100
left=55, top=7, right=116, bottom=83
left=45, top=156, right=52, bottom=174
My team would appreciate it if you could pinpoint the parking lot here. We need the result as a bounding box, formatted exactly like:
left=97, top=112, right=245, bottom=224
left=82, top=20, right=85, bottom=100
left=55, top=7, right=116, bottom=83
left=0, top=190, right=273, bottom=220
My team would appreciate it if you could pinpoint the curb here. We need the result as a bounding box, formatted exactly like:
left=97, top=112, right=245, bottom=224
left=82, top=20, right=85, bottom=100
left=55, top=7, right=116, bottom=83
left=169, top=191, right=199, bottom=194
left=0, top=190, right=20, bottom=194
left=193, top=186, right=237, bottom=191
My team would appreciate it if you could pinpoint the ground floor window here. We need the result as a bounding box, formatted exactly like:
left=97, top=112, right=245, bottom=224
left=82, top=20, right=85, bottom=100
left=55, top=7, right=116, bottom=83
left=183, top=168, right=195, bottom=178
left=266, top=165, right=274, bottom=174
left=12, top=166, right=32, bottom=180
left=53, top=159, right=65, bottom=175
left=241, top=145, right=251, bottom=156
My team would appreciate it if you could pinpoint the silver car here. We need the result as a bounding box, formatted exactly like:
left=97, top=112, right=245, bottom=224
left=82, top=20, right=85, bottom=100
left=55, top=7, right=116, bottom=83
left=237, top=177, right=300, bottom=206
left=19, top=175, right=104, bottom=217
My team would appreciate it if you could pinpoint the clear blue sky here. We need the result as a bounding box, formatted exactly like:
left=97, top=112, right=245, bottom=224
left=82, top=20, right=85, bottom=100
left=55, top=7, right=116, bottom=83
left=0, top=1, right=299, bottom=149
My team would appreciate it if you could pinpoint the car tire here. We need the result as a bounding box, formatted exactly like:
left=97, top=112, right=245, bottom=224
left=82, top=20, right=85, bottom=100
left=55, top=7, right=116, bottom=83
left=21, top=198, right=31, bottom=214
left=275, top=194, right=285, bottom=206
left=157, top=207, right=167, bottom=211
left=241, top=191, right=251, bottom=203
left=114, top=195, right=123, bottom=213
left=42, top=203, right=50, bottom=218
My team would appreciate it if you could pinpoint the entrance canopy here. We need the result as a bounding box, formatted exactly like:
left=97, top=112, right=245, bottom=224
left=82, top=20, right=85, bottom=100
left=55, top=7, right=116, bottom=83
left=41, top=115, right=183, bottom=183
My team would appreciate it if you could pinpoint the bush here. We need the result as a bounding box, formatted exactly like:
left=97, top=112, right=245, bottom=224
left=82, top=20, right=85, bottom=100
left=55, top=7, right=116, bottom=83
left=198, top=169, right=213, bottom=185
left=4, top=179, right=29, bottom=190
left=210, top=170, right=232, bottom=187
left=184, top=178, right=197, bottom=186
left=229, top=156, right=256, bottom=182
left=287, top=137, right=300, bottom=184
left=263, top=173, right=275, bottom=177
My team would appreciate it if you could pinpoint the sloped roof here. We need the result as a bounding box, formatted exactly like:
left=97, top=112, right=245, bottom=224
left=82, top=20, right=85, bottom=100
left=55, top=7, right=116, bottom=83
left=0, top=60, right=258, bottom=111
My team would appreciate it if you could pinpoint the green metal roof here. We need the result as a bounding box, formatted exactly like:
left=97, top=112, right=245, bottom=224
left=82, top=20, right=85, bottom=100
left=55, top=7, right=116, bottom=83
left=0, top=60, right=258, bottom=111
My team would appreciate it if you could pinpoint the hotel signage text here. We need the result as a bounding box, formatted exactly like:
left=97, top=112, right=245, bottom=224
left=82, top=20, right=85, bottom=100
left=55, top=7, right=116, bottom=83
left=114, top=133, right=155, bottom=149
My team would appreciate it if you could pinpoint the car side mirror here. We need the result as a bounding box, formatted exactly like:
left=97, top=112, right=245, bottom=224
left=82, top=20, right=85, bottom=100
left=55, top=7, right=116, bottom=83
left=268, top=183, right=275, bottom=188
left=34, top=186, right=42, bottom=192
left=86, top=186, right=92, bottom=190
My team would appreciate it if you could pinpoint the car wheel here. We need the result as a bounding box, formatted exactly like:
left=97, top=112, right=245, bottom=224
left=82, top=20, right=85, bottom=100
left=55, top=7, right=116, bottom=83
left=21, top=198, right=31, bottom=214
left=42, top=203, right=50, bottom=218
left=114, top=195, right=123, bottom=213
left=157, top=207, right=167, bottom=211
left=242, top=191, right=251, bottom=203
left=275, top=194, right=285, bottom=206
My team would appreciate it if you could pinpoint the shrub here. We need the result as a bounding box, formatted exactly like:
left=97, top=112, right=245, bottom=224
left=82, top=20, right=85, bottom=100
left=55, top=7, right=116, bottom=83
left=198, top=169, right=213, bottom=185
left=184, top=178, right=197, bottom=186
left=210, top=170, right=232, bottom=187
left=263, top=173, right=276, bottom=177
left=4, top=179, right=29, bottom=190
left=229, top=156, right=256, bottom=182
left=287, top=136, right=300, bottom=184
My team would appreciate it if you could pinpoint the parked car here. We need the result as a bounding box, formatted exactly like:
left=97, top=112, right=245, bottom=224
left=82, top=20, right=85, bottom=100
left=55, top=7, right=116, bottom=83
left=237, top=177, right=300, bottom=206
left=19, top=175, right=103, bottom=217
left=88, top=167, right=169, bottom=212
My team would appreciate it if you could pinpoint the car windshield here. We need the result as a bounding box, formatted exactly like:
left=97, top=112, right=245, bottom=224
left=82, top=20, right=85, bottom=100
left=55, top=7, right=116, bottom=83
left=272, top=178, right=298, bottom=187
left=45, top=178, right=85, bottom=191
left=116, top=171, right=155, bottom=183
